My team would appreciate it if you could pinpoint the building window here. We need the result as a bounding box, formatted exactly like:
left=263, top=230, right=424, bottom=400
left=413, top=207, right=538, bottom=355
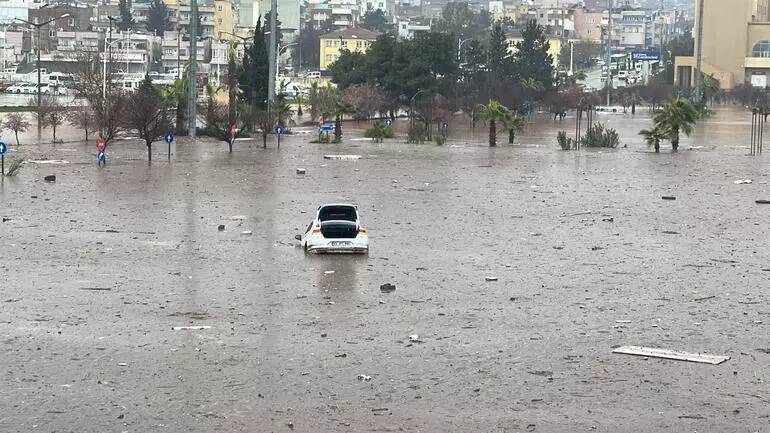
left=325, top=54, right=333, bottom=62
left=356, top=40, right=362, bottom=49
left=325, top=40, right=333, bottom=47
left=752, top=40, right=770, bottom=58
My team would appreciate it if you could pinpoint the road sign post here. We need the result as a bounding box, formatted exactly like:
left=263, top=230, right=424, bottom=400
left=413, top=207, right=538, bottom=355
left=0, top=141, right=7, bottom=176
left=164, top=133, right=174, bottom=160
left=385, top=118, right=393, bottom=127
left=275, top=126, right=284, bottom=148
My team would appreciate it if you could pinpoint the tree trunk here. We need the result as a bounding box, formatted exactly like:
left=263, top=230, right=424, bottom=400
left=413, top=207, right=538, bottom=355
left=489, top=120, right=496, bottom=147
left=334, top=116, right=342, bottom=142
left=228, top=57, right=236, bottom=130
left=631, top=103, right=636, bottom=115
left=52, top=125, right=57, bottom=142
left=15, top=131, right=19, bottom=146
left=297, top=104, right=303, bottom=117
left=147, top=142, right=152, bottom=162
left=509, top=129, right=514, bottom=144
left=671, top=127, right=679, bottom=152
left=654, top=140, right=660, bottom=153
left=262, top=132, right=267, bottom=149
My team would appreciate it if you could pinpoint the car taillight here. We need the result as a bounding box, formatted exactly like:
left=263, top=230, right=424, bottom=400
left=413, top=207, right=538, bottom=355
left=312, top=228, right=321, bottom=234
left=358, top=228, right=367, bottom=235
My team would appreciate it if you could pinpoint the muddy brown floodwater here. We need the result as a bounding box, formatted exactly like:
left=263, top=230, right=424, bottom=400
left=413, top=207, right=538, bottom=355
left=0, top=106, right=768, bottom=433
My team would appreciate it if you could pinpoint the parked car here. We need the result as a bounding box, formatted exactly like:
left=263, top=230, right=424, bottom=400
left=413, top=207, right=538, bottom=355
left=295, top=204, right=369, bottom=254
left=7, top=82, right=31, bottom=93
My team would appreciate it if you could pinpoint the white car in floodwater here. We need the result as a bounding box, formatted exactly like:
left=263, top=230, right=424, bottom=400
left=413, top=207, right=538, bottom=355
left=296, top=204, right=369, bottom=254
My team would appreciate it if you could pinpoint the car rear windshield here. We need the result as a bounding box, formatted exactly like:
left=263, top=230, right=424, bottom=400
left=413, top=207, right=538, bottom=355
left=319, top=206, right=356, bottom=222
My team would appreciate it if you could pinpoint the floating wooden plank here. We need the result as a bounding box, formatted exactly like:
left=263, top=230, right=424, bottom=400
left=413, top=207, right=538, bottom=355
left=323, top=154, right=361, bottom=160
left=172, top=326, right=211, bottom=331
left=612, top=345, right=729, bottom=365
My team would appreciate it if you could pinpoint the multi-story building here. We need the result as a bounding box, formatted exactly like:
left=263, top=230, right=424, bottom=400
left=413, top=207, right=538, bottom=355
left=106, top=30, right=154, bottom=73
left=0, top=0, right=44, bottom=24
left=258, top=0, right=301, bottom=40
left=573, top=8, right=603, bottom=42
left=309, top=0, right=361, bottom=30
left=319, top=27, right=378, bottom=70
left=676, top=0, right=770, bottom=89
left=28, top=4, right=94, bottom=51
left=56, top=31, right=102, bottom=52
left=396, top=17, right=429, bottom=39
left=160, top=30, right=206, bottom=74
left=177, top=0, right=235, bottom=40
left=617, top=9, right=646, bottom=49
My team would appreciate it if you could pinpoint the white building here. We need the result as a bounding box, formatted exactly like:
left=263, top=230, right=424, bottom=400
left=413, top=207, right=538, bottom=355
left=0, top=0, right=43, bottom=24
left=396, top=18, right=429, bottom=39
left=160, top=30, right=205, bottom=75
left=57, top=31, right=102, bottom=52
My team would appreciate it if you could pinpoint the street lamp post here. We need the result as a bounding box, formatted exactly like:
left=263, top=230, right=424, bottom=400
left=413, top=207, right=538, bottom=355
left=410, top=89, right=425, bottom=130
left=457, top=38, right=472, bottom=63
left=16, top=13, right=70, bottom=135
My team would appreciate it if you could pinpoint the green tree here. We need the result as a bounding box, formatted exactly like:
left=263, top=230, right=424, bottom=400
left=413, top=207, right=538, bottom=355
left=146, top=0, right=170, bottom=36
left=433, top=1, right=491, bottom=42
left=263, top=10, right=283, bottom=53
left=164, top=79, right=188, bottom=134
left=651, top=97, right=699, bottom=152
left=361, top=9, right=391, bottom=33
left=118, top=0, right=134, bottom=31
left=476, top=100, right=510, bottom=147
left=663, top=33, right=693, bottom=84
left=239, top=17, right=269, bottom=110
left=487, top=23, right=512, bottom=81
left=639, top=125, right=667, bottom=153
left=513, top=21, right=554, bottom=90
left=505, top=113, right=526, bottom=144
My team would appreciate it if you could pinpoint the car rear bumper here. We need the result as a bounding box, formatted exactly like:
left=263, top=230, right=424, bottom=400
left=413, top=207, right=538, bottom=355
left=306, top=236, right=368, bottom=254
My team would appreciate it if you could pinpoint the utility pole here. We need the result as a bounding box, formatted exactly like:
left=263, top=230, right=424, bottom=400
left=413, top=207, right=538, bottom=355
left=267, top=0, right=277, bottom=107
left=694, top=0, right=705, bottom=102
left=606, top=0, right=613, bottom=107
left=188, top=0, right=198, bottom=137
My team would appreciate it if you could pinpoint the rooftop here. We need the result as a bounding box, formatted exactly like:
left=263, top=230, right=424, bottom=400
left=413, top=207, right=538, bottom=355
left=320, top=27, right=381, bottom=40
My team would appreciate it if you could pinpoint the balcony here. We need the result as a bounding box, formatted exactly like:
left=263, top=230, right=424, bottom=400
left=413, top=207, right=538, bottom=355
left=745, top=57, right=770, bottom=69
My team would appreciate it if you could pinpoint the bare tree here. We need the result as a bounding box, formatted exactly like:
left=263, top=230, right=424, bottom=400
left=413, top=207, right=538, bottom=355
left=123, top=76, right=171, bottom=161
left=67, top=104, right=96, bottom=142
left=72, top=53, right=126, bottom=145
left=32, top=96, right=65, bottom=142
left=254, top=108, right=277, bottom=149
left=3, top=113, right=31, bottom=145
left=342, top=84, right=386, bottom=121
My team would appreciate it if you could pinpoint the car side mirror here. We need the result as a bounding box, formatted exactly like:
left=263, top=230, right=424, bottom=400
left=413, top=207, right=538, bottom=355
left=295, top=234, right=302, bottom=241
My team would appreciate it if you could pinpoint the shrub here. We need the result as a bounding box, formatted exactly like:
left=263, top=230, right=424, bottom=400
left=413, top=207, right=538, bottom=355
left=364, top=121, right=394, bottom=143
left=557, top=131, right=573, bottom=150
left=406, top=124, right=428, bottom=144
left=581, top=123, right=620, bottom=148
left=5, top=157, right=25, bottom=177
left=435, top=132, right=446, bottom=146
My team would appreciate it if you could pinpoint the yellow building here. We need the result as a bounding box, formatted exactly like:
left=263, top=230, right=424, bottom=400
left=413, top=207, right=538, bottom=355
left=508, top=36, right=564, bottom=69
left=319, top=28, right=380, bottom=70
left=676, top=0, right=770, bottom=89
left=177, top=0, right=236, bottom=40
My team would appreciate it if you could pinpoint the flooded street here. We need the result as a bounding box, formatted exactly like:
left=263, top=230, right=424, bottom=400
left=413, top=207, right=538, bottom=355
left=1, top=105, right=769, bottom=432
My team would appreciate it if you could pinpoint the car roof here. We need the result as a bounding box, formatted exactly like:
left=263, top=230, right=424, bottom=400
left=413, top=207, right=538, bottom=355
left=318, top=203, right=357, bottom=209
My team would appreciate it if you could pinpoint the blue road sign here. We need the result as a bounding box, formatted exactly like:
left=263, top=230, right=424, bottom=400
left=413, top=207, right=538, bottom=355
left=631, top=51, right=661, bottom=61
left=442, top=122, right=448, bottom=130
left=0, top=141, right=6, bottom=155
left=164, top=133, right=174, bottom=144
left=385, top=118, right=393, bottom=127
left=275, top=126, right=284, bottom=135
left=320, top=123, right=334, bottom=132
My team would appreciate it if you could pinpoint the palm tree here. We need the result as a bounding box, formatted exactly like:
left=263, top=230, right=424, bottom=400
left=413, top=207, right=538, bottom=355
left=639, top=125, right=668, bottom=153
left=653, top=97, right=699, bottom=152
left=505, top=113, right=527, bottom=144
left=476, top=100, right=511, bottom=147
left=164, top=79, right=188, bottom=135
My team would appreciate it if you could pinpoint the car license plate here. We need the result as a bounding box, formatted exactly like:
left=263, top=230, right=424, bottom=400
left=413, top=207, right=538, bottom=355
left=331, top=241, right=351, bottom=246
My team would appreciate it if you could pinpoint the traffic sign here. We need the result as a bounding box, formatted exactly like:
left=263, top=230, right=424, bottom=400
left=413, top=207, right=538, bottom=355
left=385, top=118, right=393, bottom=127
left=320, top=123, right=334, bottom=132
left=275, top=126, right=284, bottom=135
left=164, top=133, right=174, bottom=144
left=632, top=51, right=661, bottom=61
left=0, top=141, right=7, bottom=155
left=442, top=122, right=448, bottom=130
